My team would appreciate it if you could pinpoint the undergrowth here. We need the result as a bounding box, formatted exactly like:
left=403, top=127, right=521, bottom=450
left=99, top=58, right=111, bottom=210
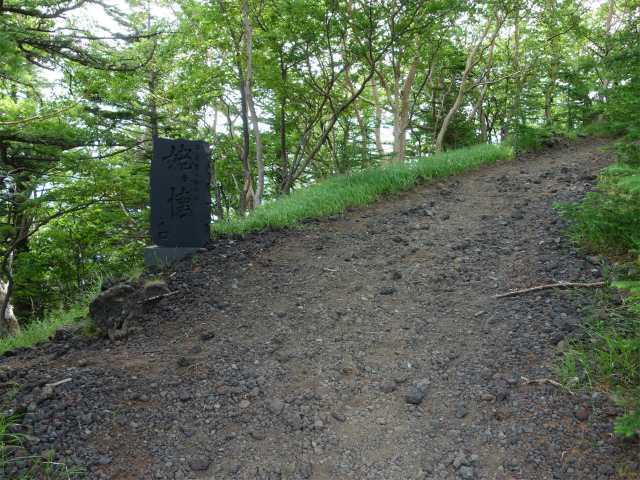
left=213, top=143, right=511, bottom=235
left=0, top=285, right=101, bottom=356
left=555, top=134, right=640, bottom=439
left=0, top=414, right=84, bottom=479
left=503, top=125, right=579, bottom=154
left=0, top=307, right=92, bottom=356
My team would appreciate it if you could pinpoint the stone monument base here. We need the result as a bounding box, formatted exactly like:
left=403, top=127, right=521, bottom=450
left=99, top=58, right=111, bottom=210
left=144, top=246, right=203, bottom=266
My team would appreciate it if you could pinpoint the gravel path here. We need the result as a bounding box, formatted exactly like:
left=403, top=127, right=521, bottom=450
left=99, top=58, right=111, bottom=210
left=2, top=137, right=638, bottom=480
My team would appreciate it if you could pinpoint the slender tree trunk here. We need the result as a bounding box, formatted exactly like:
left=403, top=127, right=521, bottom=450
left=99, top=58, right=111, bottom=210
left=0, top=279, right=20, bottom=338
left=280, top=61, right=290, bottom=194
left=345, top=70, right=368, bottom=165
left=480, top=108, right=488, bottom=143
left=236, top=61, right=252, bottom=217
left=512, top=8, right=522, bottom=150
left=375, top=57, right=418, bottom=164
left=395, top=62, right=418, bottom=163
left=371, top=77, right=385, bottom=158
left=330, top=128, right=338, bottom=174
left=212, top=150, right=225, bottom=221
left=597, top=0, right=614, bottom=123
left=544, top=58, right=560, bottom=125
left=242, top=0, right=264, bottom=210
left=435, top=17, right=496, bottom=154
left=505, top=7, right=522, bottom=138
left=466, top=43, right=495, bottom=124
left=146, top=6, right=158, bottom=141
left=149, top=69, right=159, bottom=139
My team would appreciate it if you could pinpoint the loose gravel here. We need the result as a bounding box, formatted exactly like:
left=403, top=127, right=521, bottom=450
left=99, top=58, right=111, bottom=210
left=2, top=137, right=639, bottom=480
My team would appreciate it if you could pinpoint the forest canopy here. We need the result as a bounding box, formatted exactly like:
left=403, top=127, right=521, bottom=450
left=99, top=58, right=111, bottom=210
left=1, top=0, right=638, bottom=335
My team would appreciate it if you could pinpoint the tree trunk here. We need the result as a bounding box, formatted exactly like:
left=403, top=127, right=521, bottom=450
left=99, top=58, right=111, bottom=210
left=466, top=43, right=495, bottom=124
left=149, top=69, right=159, bottom=139
left=216, top=0, right=261, bottom=216
left=212, top=149, right=225, bottom=221
left=544, top=58, right=560, bottom=125
left=345, top=70, right=368, bottom=165
left=597, top=0, right=614, bottom=123
left=280, top=61, right=290, bottom=194
left=505, top=7, right=522, bottom=138
left=435, top=17, right=496, bottom=154
left=371, top=77, right=385, bottom=158
left=242, top=0, right=264, bottom=210
left=374, top=55, right=418, bottom=164
left=480, top=108, right=488, bottom=143
left=330, top=128, right=338, bottom=174
left=237, top=61, right=252, bottom=218
left=395, top=62, right=418, bottom=163
left=0, top=279, right=20, bottom=338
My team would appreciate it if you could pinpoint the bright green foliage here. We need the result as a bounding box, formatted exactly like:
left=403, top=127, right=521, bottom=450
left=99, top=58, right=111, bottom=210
left=611, top=278, right=640, bottom=315
left=554, top=190, right=640, bottom=259
left=0, top=0, right=161, bottom=332
left=613, top=399, right=640, bottom=437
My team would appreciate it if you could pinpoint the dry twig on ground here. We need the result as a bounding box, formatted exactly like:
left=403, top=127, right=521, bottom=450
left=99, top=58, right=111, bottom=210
left=494, top=282, right=606, bottom=298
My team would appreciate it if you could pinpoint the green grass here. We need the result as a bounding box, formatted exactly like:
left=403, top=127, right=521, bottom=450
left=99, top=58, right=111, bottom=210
left=556, top=283, right=640, bottom=436
left=213, top=143, right=511, bottom=235
left=559, top=303, right=640, bottom=388
left=555, top=194, right=640, bottom=262
left=0, top=305, right=93, bottom=356
left=555, top=135, right=640, bottom=438
left=580, top=122, right=627, bottom=138
left=1, top=414, right=85, bottom=479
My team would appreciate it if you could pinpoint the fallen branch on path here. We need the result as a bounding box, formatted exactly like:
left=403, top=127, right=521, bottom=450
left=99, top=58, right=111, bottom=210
left=493, top=281, right=606, bottom=298
left=139, top=290, right=179, bottom=304
left=40, top=378, right=73, bottom=400
left=521, top=376, right=575, bottom=395
left=186, top=362, right=205, bottom=375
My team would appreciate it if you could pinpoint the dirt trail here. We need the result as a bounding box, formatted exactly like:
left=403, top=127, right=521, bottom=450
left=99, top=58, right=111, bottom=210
left=3, top=137, right=638, bottom=480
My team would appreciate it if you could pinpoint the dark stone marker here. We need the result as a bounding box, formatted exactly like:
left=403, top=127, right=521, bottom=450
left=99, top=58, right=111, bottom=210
left=150, top=137, right=211, bottom=248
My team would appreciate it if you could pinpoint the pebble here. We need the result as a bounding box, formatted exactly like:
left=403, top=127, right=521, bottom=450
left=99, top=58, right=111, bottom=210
left=574, top=408, right=589, bottom=420
left=405, top=389, right=426, bottom=405
left=332, top=412, right=346, bottom=422
left=189, top=456, right=210, bottom=470
left=268, top=400, right=284, bottom=414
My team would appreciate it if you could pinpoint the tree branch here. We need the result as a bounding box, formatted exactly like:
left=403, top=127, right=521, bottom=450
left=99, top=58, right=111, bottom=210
left=0, top=102, right=80, bottom=126
left=493, top=282, right=607, bottom=299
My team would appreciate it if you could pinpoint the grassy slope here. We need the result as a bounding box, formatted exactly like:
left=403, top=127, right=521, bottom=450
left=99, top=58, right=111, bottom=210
left=214, top=143, right=512, bottom=235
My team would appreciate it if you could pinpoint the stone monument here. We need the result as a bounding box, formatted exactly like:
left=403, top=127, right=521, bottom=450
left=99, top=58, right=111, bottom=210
left=144, top=137, right=211, bottom=266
